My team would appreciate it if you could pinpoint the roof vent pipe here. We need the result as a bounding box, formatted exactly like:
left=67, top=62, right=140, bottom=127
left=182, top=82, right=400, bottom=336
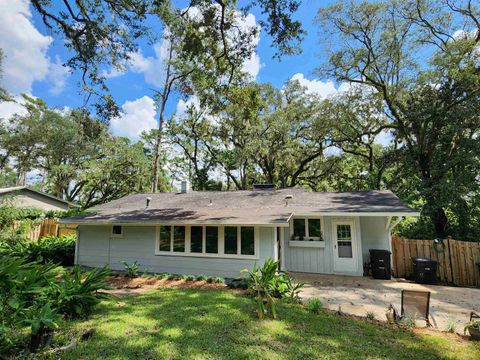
left=181, top=180, right=190, bottom=194
left=146, top=196, right=152, bottom=208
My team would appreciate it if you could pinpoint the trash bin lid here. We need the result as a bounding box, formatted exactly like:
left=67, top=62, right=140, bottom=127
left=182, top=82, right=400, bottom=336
left=412, top=257, right=437, bottom=263
left=369, top=249, right=391, bottom=255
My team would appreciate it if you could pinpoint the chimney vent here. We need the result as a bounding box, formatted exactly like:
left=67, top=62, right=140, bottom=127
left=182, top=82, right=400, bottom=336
left=146, top=196, right=152, bottom=208
left=181, top=180, right=190, bottom=193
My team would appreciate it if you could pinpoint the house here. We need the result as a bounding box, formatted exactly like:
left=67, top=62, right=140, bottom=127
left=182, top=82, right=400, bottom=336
left=62, top=183, right=419, bottom=278
left=0, top=186, right=78, bottom=211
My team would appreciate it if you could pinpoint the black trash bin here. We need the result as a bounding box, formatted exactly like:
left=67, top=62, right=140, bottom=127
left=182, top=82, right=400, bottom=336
left=412, top=257, right=438, bottom=284
left=369, top=249, right=392, bottom=279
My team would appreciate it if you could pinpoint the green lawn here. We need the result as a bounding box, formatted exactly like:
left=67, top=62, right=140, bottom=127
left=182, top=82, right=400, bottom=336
left=45, top=288, right=479, bottom=360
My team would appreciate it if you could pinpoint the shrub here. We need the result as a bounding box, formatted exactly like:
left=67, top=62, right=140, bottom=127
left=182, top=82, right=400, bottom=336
left=167, top=274, right=179, bottom=280
left=156, top=273, right=169, bottom=280
left=195, top=274, right=208, bottom=281
left=122, top=261, right=139, bottom=277
left=213, top=277, right=225, bottom=284
left=0, top=235, right=76, bottom=266
left=305, top=298, right=322, bottom=314
left=206, top=277, right=215, bottom=283
left=241, top=259, right=304, bottom=319
left=366, top=311, right=376, bottom=321
left=49, top=265, right=110, bottom=319
left=183, top=274, right=195, bottom=281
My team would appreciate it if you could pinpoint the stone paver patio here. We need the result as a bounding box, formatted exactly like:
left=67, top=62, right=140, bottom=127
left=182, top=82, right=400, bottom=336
left=293, top=272, right=480, bottom=334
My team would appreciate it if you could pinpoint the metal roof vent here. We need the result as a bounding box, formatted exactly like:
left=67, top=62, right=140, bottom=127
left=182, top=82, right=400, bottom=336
left=146, top=196, right=152, bottom=208
left=253, top=184, right=275, bottom=191
left=285, top=194, right=293, bottom=206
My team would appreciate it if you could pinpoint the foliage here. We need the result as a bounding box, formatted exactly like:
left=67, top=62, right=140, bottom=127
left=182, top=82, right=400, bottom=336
left=0, top=252, right=109, bottom=355
left=122, top=261, right=139, bottom=278
left=195, top=274, right=208, bottom=281
left=366, top=312, right=376, bottom=321
left=183, top=274, right=196, bottom=282
left=0, top=235, right=76, bottom=266
left=317, top=0, right=480, bottom=237
left=49, top=266, right=110, bottom=319
left=241, top=259, right=303, bottom=319
left=305, top=298, right=322, bottom=314
left=49, top=289, right=480, bottom=359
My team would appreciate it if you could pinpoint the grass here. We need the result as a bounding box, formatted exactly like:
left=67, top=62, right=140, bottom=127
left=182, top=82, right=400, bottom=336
left=42, top=288, right=480, bottom=360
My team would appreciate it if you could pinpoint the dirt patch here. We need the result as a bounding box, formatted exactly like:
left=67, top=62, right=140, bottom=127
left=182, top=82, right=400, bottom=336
left=103, top=275, right=228, bottom=297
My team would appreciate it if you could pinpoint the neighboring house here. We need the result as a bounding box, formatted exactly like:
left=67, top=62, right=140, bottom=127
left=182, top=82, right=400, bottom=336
left=63, top=183, right=419, bottom=278
left=0, top=186, right=78, bottom=211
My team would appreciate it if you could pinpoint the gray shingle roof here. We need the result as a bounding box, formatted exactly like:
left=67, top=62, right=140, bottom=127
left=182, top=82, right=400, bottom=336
left=63, top=188, right=418, bottom=225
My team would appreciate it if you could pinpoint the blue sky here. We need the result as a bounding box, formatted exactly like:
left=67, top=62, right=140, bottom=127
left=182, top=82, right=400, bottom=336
left=0, top=0, right=342, bottom=140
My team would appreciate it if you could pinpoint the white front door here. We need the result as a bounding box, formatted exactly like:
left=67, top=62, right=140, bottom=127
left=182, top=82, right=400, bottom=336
left=332, top=220, right=357, bottom=274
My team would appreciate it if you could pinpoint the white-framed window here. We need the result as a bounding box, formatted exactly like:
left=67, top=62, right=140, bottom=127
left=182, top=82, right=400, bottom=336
left=158, top=225, right=186, bottom=253
left=111, top=225, right=124, bottom=238
left=291, top=218, right=323, bottom=241
left=155, top=225, right=258, bottom=259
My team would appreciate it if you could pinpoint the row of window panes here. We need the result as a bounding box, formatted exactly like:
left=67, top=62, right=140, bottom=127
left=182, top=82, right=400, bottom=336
left=159, top=225, right=255, bottom=256
left=292, top=218, right=322, bottom=240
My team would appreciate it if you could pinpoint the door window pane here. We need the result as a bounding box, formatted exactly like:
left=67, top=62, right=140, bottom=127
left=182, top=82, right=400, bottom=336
left=337, top=225, right=352, bottom=258
left=173, top=226, right=185, bottom=252
left=241, top=227, right=255, bottom=255
left=190, top=226, right=203, bottom=253
left=159, top=226, right=171, bottom=251
left=308, top=219, right=321, bottom=239
left=293, top=219, right=306, bottom=239
left=224, top=226, right=238, bottom=254
left=206, top=227, right=218, bottom=253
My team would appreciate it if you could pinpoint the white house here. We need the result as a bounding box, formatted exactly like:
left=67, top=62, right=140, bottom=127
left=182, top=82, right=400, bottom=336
left=62, top=184, right=419, bottom=278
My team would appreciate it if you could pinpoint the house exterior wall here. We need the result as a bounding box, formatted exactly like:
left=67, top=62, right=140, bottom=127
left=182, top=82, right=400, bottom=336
left=0, top=190, right=69, bottom=211
left=283, top=216, right=389, bottom=276
left=76, top=225, right=275, bottom=278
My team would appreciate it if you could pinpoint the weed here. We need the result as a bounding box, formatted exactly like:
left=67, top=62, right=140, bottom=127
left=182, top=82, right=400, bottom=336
left=305, top=298, right=322, bottom=314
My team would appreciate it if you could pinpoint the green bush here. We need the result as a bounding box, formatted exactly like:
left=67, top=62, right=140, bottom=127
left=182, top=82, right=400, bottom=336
left=183, top=274, right=195, bottom=281
left=0, top=235, right=76, bottom=266
left=241, top=259, right=304, bottom=319
left=195, top=274, right=208, bottom=281
left=305, top=298, right=322, bottom=314
left=49, top=265, right=110, bottom=319
left=122, top=261, right=139, bottom=277
left=213, top=277, right=225, bottom=284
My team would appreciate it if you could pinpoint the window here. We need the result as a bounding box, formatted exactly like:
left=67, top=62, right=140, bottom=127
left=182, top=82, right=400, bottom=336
left=293, top=219, right=306, bottom=238
left=241, top=227, right=255, bottom=255
left=190, top=226, right=203, bottom=253
left=205, top=226, right=218, bottom=253
left=291, top=218, right=323, bottom=241
left=159, top=226, right=171, bottom=251
left=111, top=225, right=123, bottom=237
left=156, top=225, right=257, bottom=258
left=224, top=226, right=237, bottom=254
left=336, top=224, right=352, bottom=258
left=173, top=226, right=185, bottom=252
left=308, top=219, right=322, bottom=239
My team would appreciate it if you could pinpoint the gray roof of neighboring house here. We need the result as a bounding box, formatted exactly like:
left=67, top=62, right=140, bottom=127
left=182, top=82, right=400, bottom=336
left=62, top=188, right=419, bottom=225
left=0, top=186, right=79, bottom=207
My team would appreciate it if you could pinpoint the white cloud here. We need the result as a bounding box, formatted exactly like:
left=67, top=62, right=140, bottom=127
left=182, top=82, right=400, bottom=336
left=290, top=73, right=338, bottom=98
left=129, top=42, right=168, bottom=88
left=48, top=56, right=71, bottom=95
left=0, top=0, right=52, bottom=94
left=110, top=96, right=157, bottom=141
left=0, top=96, right=28, bottom=122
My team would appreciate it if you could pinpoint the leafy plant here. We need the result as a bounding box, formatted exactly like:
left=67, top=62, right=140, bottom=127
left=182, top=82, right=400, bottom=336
left=241, top=259, right=303, bottom=320
left=305, top=298, right=322, bottom=314
left=23, top=304, right=60, bottom=352
left=464, top=320, right=480, bottom=333
left=445, top=315, right=456, bottom=333
left=206, top=277, right=215, bottom=283
left=213, top=277, right=224, bottom=284
left=122, top=261, right=139, bottom=277
left=49, top=265, right=110, bottom=319
left=195, top=274, right=208, bottom=281
left=366, top=312, right=376, bottom=321
left=183, top=274, right=195, bottom=282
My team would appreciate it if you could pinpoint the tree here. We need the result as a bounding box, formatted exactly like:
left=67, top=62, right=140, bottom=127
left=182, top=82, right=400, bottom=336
left=317, top=0, right=480, bottom=237
left=30, top=0, right=304, bottom=120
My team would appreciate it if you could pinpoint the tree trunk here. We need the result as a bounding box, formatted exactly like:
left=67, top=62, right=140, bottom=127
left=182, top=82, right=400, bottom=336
left=151, top=109, right=165, bottom=193
left=432, top=207, right=448, bottom=238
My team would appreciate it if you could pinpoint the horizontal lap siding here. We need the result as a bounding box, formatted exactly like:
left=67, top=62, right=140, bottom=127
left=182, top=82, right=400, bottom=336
left=77, top=225, right=274, bottom=278
left=359, top=216, right=390, bottom=262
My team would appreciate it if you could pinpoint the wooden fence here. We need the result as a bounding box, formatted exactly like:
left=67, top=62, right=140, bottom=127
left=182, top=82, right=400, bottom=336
left=392, top=236, right=480, bottom=287
left=12, top=218, right=77, bottom=241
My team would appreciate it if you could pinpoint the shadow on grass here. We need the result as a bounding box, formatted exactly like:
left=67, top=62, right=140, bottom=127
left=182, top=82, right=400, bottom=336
left=47, top=288, right=478, bottom=360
